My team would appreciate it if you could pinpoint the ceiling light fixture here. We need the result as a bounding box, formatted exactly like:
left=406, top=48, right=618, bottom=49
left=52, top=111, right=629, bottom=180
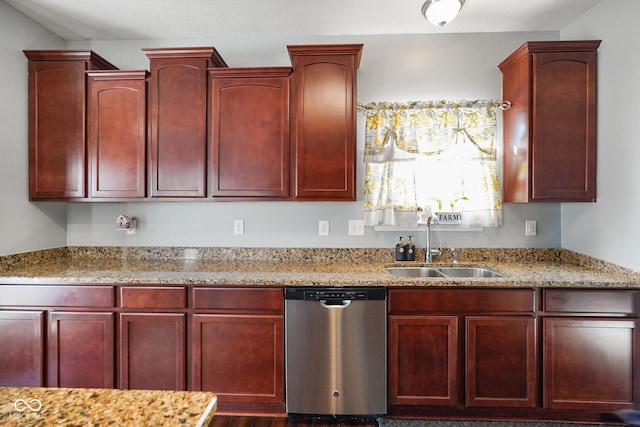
left=421, top=0, right=465, bottom=27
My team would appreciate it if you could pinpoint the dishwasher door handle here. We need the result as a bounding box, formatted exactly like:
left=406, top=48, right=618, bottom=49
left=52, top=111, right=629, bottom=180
left=320, top=299, right=352, bottom=307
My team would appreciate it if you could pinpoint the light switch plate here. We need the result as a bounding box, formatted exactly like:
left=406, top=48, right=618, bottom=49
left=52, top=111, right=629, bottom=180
left=348, top=220, right=365, bottom=236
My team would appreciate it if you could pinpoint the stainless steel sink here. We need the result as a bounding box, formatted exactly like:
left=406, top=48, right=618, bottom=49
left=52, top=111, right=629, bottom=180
left=386, top=266, right=504, bottom=278
left=385, top=267, right=447, bottom=277
left=436, top=267, right=505, bottom=278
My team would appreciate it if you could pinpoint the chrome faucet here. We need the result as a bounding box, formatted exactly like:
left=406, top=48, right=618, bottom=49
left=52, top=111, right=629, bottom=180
left=425, top=214, right=442, bottom=263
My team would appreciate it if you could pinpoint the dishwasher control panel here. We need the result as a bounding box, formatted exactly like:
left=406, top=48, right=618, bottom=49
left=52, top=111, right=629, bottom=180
left=285, top=287, right=386, bottom=301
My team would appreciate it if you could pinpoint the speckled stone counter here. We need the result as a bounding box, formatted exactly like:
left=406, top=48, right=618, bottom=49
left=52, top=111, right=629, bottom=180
left=0, top=386, right=216, bottom=426
left=0, top=246, right=638, bottom=288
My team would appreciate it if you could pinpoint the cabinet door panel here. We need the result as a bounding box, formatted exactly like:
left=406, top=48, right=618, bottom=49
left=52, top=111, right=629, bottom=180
left=48, top=311, right=114, bottom=388
left=289, top=45, right=362, bottom=201
left=87, top=71, right=147, bottom=198
left=191, top=314, right=284, bottom=404
left=146, top=50, right=222, bottom=197
left=28, top=61, right=86, bottom=199
left=209, top=69, right=290, bottom=198
left=544, top=318, right=637, bottom=410
left=389, top=315, right=458, bottom=406
left=0, top=310, right=44, bottom=386
left=120, top=313, right=186, bottom=390
left=466, top=316, right=536, bottom=407
left=532, top=51, right=597, bottom=201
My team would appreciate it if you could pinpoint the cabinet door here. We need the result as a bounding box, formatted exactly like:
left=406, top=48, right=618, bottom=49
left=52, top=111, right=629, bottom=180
left=145, top=49, right=226, bottom=198
left=531, top=49, right=597, bottom=201
left=388, top=315, right=458, bottom=406
left=466, top=316, right=536, bottom=407
left=87, top=70, right=147, bottom=198
left=191, top=314, right=284, bottom=406
left=0, top=310, right=44, bottom=386
left=289, top=45, right=362, bottom=201
left=209, top=68, right=291, bottom=198
left=26, top=60, right=87, bottom=199
left=543, top=318, right=637, bottom=410
left=48, top=311, right=114, bottom=388
left=120, top=313, right=186, bottom=390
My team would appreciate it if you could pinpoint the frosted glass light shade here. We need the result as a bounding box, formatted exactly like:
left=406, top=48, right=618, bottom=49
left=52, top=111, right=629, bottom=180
left=421, top=0, right=465, bottom=27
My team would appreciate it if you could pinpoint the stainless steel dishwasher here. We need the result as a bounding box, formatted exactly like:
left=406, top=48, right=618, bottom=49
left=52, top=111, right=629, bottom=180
left=284, top=287, right=387, bottom=416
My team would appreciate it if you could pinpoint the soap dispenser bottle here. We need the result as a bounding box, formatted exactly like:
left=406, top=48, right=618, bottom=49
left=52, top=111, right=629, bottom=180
left=395, top=237, right=406, bottom=261
left=405, top=235, right=416, bottom=261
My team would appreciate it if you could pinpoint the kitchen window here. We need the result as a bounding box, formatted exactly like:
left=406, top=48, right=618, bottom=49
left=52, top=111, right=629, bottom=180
left=360, top=100, right=502, bottom=228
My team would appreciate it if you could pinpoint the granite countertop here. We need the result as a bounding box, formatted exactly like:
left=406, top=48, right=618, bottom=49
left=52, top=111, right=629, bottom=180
left=0, top=246, right=639, bottom=288
left=0, top=386, right=216, bottom=426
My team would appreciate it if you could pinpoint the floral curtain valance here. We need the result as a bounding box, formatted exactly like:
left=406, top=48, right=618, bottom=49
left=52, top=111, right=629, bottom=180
left=360, top=100, right=502, bottom=228
left=360, top=100, right=500, bottom=163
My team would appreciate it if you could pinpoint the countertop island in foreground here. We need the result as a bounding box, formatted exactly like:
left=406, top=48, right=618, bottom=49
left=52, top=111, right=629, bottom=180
left=0, top=386, right=216, bottom=426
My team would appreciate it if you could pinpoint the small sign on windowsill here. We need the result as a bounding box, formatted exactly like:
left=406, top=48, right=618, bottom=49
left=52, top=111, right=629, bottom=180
left=436, top=212, right=463, bottom=225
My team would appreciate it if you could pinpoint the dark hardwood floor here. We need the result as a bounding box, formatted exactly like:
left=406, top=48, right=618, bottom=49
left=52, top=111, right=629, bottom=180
left=209, top=415, right=380, bottom=427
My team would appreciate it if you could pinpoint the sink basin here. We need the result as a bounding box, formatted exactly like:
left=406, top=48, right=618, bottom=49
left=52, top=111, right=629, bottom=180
left=386, top=266, right=504, bottom=278
left=436, top=267, right=505, bottom=278
left=385, top=267, right=447, bottom=278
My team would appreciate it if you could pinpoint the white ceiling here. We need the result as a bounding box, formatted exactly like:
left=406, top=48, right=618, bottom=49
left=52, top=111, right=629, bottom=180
left=5, top=0, right=602, bottom=41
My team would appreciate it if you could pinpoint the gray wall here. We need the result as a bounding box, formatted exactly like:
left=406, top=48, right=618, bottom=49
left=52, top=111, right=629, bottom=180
left=0, top=0, right=67, bottom=256
left=560, top=0, right=640, bottom=271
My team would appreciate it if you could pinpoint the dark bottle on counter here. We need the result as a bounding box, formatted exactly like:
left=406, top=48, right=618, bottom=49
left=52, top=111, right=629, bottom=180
left=405, top=235, right=416, bottom=261
left=395, top=237, right=406, bottom=261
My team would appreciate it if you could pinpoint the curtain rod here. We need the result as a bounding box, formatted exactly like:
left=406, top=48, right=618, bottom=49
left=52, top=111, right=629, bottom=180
left=357, top=100, right=511, bottom=112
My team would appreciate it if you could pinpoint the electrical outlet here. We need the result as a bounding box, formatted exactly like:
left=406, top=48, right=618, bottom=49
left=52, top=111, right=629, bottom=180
left=525, top=220, right=537, bottom=236
left=319, top=220, right=330, bottom=236
left=234, top=219, right=245, bottom=235
left=348, top=220, right=365, bottom=236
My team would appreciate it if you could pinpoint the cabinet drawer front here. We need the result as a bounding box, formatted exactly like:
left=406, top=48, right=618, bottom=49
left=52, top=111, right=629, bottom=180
left=0, top=285, right=114, bottom=308
left=120, top=287, right=186, bottom=309
left=544, top=289, right=639, bottom=314
left=193, top=288, right=283, bottom=313
left=388, top=289, right=535, bottom=314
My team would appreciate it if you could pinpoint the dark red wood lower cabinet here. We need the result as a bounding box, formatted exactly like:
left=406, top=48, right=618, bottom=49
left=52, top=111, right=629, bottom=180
left=120, top=313, right=186, bottom=390
left=0, top=310, right=44, bottom=386
left=388, top=315, right=459, bottom=406
left=48, top=311, right=114, bottom=388
left=191, top=314, right=284, bottom=405
left=544, top=317, right=638, bottom=410
left=466, top=316, right=536, bottom=408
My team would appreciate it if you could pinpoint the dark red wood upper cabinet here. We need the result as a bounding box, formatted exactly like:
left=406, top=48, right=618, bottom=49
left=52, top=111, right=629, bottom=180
left=288, top=44, right=363, bottom=201
left=499, top=40, right=601, bottom=202
left=144, top=47, right=227, bottom=198
left=86, top=70, right=148, bottom=199
left=24, top=50, right=117, bottom=200
left=209, top=67, right=292, bottom=199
